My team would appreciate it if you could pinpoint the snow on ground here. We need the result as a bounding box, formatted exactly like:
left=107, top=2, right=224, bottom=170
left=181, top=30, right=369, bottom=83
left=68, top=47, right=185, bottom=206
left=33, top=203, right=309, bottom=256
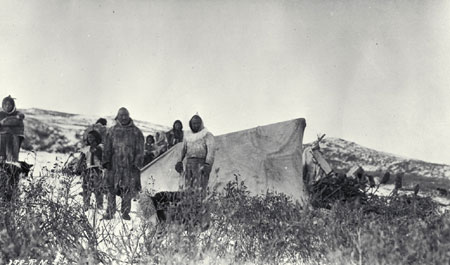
left=23, top=151, right=450, bottom=212
left=375, top=184, right=397, bottom=197
left=19, top=150, right=153, bottom=218
left=19, top=151, right=158, bottom=263
left=15, top=151, right=449, bottom=263
left=20, top=151, right=70, bottom=174
left=375, top=184, right=450, bottom=212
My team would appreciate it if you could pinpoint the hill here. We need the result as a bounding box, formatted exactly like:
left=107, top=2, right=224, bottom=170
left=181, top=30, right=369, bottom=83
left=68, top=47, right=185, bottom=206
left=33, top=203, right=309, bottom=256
left=19, top=108, right=169, bottom=153
left=16, top=109, right=450, bottom=180
left=311, top=137, right=450, bottom=179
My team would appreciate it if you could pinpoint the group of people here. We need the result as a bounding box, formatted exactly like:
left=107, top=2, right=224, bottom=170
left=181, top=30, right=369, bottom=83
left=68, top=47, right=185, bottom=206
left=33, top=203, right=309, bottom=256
left=143, top=120, right=184, bottom=165
left=0, top=95, right=216, bottom=221
left=76, top=109, right=215, bottom=220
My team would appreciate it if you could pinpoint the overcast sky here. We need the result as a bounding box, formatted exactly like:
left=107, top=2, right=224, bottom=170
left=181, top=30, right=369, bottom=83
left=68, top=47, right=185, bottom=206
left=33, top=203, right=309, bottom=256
left=1, top=0, right=449, bottom=164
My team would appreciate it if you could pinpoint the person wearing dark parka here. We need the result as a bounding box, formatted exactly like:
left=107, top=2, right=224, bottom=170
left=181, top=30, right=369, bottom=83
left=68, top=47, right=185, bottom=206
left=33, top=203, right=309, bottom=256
left=167, top=120, right=184, bottom=149
left=0, top=95, right=26, bottom=202
left=0, top=95, right=25, bottom=162
left=103, top=107, right=144, bottom=220
left=143, top=135, right=156, bottom=165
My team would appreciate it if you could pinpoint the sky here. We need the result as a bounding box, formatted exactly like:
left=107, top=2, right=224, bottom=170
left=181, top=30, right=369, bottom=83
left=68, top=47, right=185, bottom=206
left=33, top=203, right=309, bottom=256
left=1, top=0, right=449, bottom=164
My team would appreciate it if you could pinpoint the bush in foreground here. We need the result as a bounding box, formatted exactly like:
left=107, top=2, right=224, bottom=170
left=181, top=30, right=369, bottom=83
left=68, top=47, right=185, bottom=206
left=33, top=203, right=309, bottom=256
left=139, top=180, right=449, bottom=265
left=0, top=164, right=449, bottom=265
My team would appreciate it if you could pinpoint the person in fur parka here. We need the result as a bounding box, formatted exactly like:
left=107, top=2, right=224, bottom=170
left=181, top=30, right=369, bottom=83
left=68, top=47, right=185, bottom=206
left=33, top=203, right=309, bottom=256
left=175, top=115, right=215, bottom=191
left=77, top=130, right=104, bottom=211
left=103, top=107, right=144, bottom=220
left=0, top=95, right=25, bottom=162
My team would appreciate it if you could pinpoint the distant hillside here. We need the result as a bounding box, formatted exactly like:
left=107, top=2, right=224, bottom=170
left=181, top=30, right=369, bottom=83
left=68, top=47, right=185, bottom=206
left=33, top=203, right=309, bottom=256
left=16, top=109, right=450, bottom=180
left=307, top=137, right=450, bottom=179
left=20, top=108, right=169, bottom=153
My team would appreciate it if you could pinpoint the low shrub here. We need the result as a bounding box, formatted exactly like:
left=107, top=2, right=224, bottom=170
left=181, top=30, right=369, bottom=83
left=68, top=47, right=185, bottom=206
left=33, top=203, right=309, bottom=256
left=138, top=179, right=449, bottom=265
left=0, top=157, right=448, bottom=265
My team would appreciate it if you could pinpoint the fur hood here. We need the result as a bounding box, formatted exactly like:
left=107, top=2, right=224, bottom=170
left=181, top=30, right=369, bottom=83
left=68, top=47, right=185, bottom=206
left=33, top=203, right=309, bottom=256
left=184, top=127, right=211, bottom=142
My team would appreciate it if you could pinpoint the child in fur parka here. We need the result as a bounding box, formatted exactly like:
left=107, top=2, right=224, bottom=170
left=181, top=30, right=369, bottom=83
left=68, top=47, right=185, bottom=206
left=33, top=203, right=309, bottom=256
left=77, top=130, right=104, bottom=211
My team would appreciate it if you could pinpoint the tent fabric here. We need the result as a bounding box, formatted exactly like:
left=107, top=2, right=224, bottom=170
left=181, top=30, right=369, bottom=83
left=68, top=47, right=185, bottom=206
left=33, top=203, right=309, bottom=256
left=140, top=118, right=308, bottom=204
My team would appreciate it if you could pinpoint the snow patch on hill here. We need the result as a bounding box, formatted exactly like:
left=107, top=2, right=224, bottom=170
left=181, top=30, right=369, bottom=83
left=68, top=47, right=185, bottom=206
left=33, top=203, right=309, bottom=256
left=311, top=137, right=450, bottom=179
left=19, top=108, right=169, bottom=153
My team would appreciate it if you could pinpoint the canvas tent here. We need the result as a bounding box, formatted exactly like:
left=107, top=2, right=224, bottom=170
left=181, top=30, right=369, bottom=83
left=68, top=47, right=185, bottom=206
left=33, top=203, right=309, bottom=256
left=140, top=118, right=308, bottom=204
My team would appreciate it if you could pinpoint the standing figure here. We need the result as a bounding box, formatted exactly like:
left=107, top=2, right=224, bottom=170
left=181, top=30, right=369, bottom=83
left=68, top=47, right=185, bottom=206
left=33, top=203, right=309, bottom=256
left=103, top=107, right=144, bottom=220
left=175, top=115, right=215, bottom=192
left=0, top=96, right=25, bottom=162
left=143, top=135, right=156, bottom=165
left=78, top=130, right=104, bottom=211
left=83, top=118, right=108, bottom=145
left=154, top=131, right=168, bottom=158
left=167, top=120, right=184, bottom=149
